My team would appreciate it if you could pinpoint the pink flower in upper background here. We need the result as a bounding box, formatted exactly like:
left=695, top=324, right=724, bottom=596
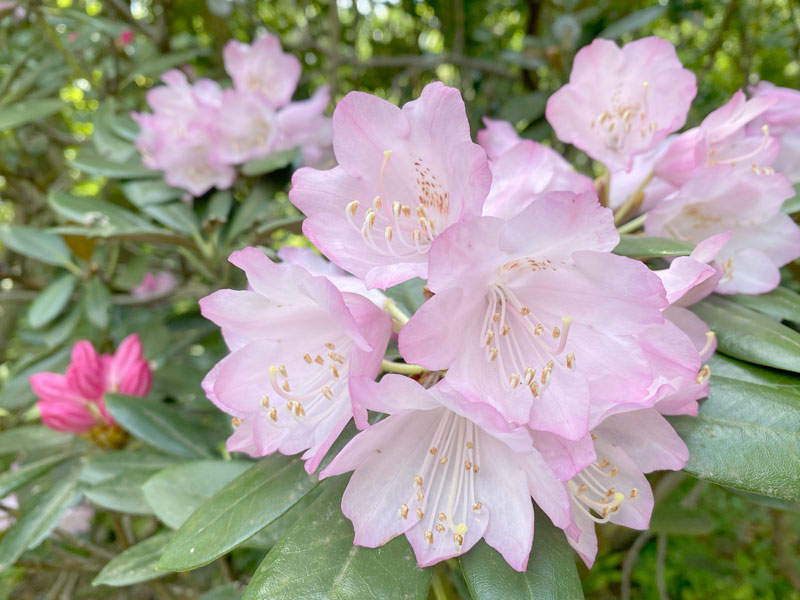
left=272, top=86, right=333, bottom=169
left=131, top=271, right=177, bottom=300
left=223, top=34, right=301, bottom=108
left=321, top=375, right=571, bottom=571
left=29, top=335, right=152, bottom=434
left=750, top=81, right=800, bottom=183
left=199, top=248, right=392, bottom=473
left=477, top=117, right=594, bottom=219
left=212, top=89, right=278, bottom=165
left=546, top=37, right=696, bottom=172
left=646, top=166, right=798, bottom=294
left=290, top=82, right=491, bottom=289
left=400, top=192, right=669, bottom=439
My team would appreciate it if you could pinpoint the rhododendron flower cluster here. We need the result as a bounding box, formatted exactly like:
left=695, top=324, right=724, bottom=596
left=133, top=34, right=332, bottom=196
left=29, top=334, right=151, bottom=434
left=187, top=34, right=800, bottom=573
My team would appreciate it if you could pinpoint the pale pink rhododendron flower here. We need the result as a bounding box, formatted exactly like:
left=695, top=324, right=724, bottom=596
left=321, top=375, right=571, bottom=571
left=29, top=335, right=152, bottom=433
left=199, top=248, right=392, bottom=473
left=290, top=82, right=491, bottom=289
left=223, top=34, right=301, bottom=108
left=131, top=271, right=177, bottom=300
left=750, top=81, right=800, bottom=183
left=646, top=166, right=798, bottom=294
left=546, top=37, right=696, bottom=172
left=400, top=192, right=670, bottom=439
left=477, top=118, right=594, bottom=219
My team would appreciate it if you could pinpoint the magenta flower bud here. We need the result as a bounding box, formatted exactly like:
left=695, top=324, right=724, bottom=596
left=38, top=399, right=97, bottom=434
left=66, top=340, right=104, bottom=399
left=105, top=334, right=146, bottom=393
left=119, top=360, right=153, bottom=397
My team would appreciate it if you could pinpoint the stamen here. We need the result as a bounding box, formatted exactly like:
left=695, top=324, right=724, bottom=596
left=399, top=504, right=409, bottom=519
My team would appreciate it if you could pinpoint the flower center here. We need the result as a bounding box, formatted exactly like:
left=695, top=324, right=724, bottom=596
left=262, top=339, right=350, bottom=427
left=343, top=150, right=450, bottom=259
left=590, top=82, right=657, bottom=150
left=397, top=410, right=482, bottom=550
left=480, top=283, right=574, bottom=398
left=567, top=452, right=637, bottom=524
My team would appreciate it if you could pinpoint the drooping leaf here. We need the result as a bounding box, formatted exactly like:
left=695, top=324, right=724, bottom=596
left=104, top=395, right=218, bottom=459
left=27, top=273, right=77, bottom=329
left=158, top=455, right=318, bottom=571
left=0, top=225, right=74, bottom=267
left=0, top=98, right=63, bottom=130
left=460, top=509, right=583, bottom=600
left=242, top=476, right=432, bottom=600
left=93, top=531, right=173, bottom=587
left=727, top=286, right=800, bottom=323
left=692, top=295, right=800, bottom=373
left=142, top=460, right=252, bottom=529
left=0, top=460, right=82, bottom=570
left=670, top=375, right=800, bottom=501
left=84, top=277, right=111, bottom=329
left=613, top=235, right=694, bottom=259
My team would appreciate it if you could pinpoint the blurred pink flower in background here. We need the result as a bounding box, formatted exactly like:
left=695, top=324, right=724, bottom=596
left=131, top=271, right=178, bottom=300
left=29, top=335, right=152, bottom=434
left=546, top=37, right=697, bottom=172
left=115, top=28, right=134, bottom=47
left=133, top=34, right=332, bottom=196
left=749, top=81, right=800, bottom=183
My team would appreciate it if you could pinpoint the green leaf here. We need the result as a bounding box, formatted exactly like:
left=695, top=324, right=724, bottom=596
left=104, top=394, right=217, bottom=459
left=225, top=185, right=273, bottom=243
left=158, top=455, right=318, bottom=571
left=0, top=460, right=82, bottom=570
left=727, top=287, right=800, bottom=323
left=649, top=504, right=715, bottom=535
left=669, top=375, right=800, bottom=501
left=241, top=149, right=298, bottom=176
left=613, top=235, right=694, bottom=259
left=83, top=469, right=156, bottom=515
left=783, top=187, right=800, bottom=214
left=0, top=453, right=72, bottom=498
left=92, top=100, right=136, bottom=163
left=498, top=92, right=548, bottom=125
left=139, top=202, right=200, bottom=236
left=708, top=354, right=799, bottom=389
left=93, top=531, right=173, bottom=587
left=385, top=277, right=426, bottom=315
left=68, top=149, right=155, bottom=179
left=198, top=583, right=242, bottom=600
left=84, top=277, right=111, bottom=329
left=730, top=489, right=800, bottom=513
left=122, top=180, right=183, bottom=206
left=460, top=509, right=582, bottom=600
left=203, top=191, right=233, bottom=226
left=0, top=426, right=73, bottom=456
left=691, top=295, right=800, bottom=373
left=242, top=477, right=432, bottom=600
left=0, top=347, right=71, bottom=410
left=0, top=98, right=63, bottom=130
left=142, top=460, right=252, bottom=528
left=0, top=225, right=74, bottom=267
left=122, top=48, right=209, bottom=87
left=49, top=191, right=156, bottom=233
left=599, top=5, right=667, bottom=39
left=80, top=449, right=178, bottom=485
left=27, top=273, right=77, bottom=329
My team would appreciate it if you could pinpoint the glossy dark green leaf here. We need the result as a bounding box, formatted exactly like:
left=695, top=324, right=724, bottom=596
left=158, top=455, right=318, bottom=571
left=68, top=149, right=154, bottom=179
left=0, top=225, right=73, bottom=267
left=599, top=5, right=667, bottom=39
left=0, top=426, right=73, bottom=456
left=241, top=149, right=298, bottom=176
left=93, top=531, right=172, bottom=587
left=0, top=460, right=82, bottom=570
left=730, top=489, right=800, bottom=513
left=613, top=235, right=694, bottom=259
left=0, top=98, right=63, bottom=130
left=460, top=509, right=582, bottom=600
left=104, top=395, right=216, bottom=459
left=692, top=295, right=800, bottom=373
left=142, top=460, right=252, bottom=528
left=243, top=476, right=431, bottom=600
left=84, top=277, right=111, bottom=329
left=727, top=286, right=800, bottom=323
left=83, top=469, right=157, bottom=515
left=27, top=273, right=77, bottom=328
left=708, top=354, right=799, bottom=389
left=670, top=375, right=800, bottom=501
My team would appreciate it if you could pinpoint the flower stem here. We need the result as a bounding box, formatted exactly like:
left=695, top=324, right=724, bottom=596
left=617, top=213, right=648, bottom=234
left=381, top=360, right=427, bottom=376
left=613, top=171, right=654, bottom=225
left=383, top=298, right=410, bottom=330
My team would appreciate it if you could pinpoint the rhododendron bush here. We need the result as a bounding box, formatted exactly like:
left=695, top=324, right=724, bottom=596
left=1, top=2, right=799, bottom=599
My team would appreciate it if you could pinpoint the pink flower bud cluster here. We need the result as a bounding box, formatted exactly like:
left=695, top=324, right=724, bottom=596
left=133, top=34, right=332, bottom=196
left=29, top=334, right=152, bottom=434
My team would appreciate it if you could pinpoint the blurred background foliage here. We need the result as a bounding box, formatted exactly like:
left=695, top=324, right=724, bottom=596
left=0, top=0, right=799, bottom=598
